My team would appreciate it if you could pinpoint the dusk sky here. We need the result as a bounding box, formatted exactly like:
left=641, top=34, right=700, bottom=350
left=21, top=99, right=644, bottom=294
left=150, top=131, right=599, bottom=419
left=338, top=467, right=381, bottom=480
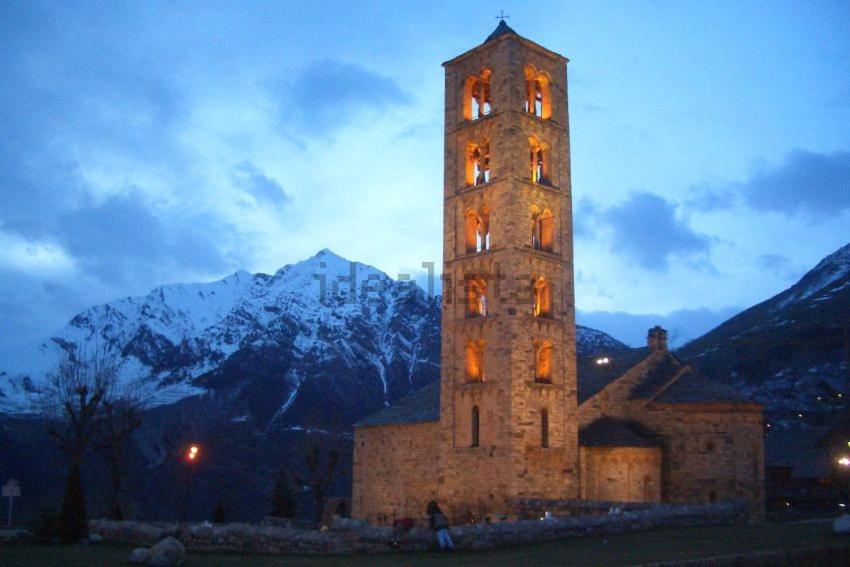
left=1, top=1, right=849, bottom=366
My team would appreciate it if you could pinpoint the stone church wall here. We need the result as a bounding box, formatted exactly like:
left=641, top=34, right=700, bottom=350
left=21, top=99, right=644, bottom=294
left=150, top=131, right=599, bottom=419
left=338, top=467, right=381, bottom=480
left=579, top=446, right=662, bottom=502
left=351, top=421, right=440, bottom=525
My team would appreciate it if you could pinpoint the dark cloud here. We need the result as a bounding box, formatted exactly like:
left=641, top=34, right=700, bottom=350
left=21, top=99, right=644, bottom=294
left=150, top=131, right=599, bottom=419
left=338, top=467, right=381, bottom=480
left=232, top=162, right=291, bottom=208
left=271, top=59, right=412, bottom=137
left=592, top=192, right=712, bottom=272
left=757, top=253, right=800, bottom=281
left=742, top=150, right=850, bottom=218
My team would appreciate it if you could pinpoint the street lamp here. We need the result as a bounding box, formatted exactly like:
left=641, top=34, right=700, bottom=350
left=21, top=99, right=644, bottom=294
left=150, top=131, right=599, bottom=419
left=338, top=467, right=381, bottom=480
left=181, top=443, right=201, bottom=522
left=838, top=457, right=850, bottom=467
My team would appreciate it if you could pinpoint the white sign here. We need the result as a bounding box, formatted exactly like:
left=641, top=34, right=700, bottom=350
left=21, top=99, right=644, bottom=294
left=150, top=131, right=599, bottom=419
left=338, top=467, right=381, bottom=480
left=2, top=480, right=20, bottom=498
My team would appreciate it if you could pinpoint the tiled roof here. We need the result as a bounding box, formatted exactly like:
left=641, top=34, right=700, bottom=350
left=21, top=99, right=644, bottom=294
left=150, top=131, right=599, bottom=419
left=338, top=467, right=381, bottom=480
left=579, top=417, right=659, bottom=448
left=576, top=348, right=650, bottom=403
left=653, top=369, right=752, bottom=404
left=353, top=381, right=440, bottom=428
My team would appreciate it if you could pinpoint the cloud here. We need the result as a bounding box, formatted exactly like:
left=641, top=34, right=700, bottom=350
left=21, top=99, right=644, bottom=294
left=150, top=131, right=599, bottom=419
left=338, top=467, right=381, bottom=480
left=577, top=306, right=741, bottom=349
left=756, top=253, right=800, bottom=281
left=270, top=59, right=412, bottom=137
left=742, top=150, right=850, bottom=218
left=684, top=185, right=736, bottom=212
left=232, top=161, right=291, bottom=209
left=589, top=192, right=712, bottom=272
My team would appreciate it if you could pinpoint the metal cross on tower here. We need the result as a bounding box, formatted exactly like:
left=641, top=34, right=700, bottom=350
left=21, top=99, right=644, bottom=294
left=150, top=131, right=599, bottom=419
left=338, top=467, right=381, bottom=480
left=495, top=10, right=510, bottom=22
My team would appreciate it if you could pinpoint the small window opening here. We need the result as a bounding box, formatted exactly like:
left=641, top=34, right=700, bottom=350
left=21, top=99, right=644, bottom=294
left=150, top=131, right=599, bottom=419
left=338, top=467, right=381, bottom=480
left=471, top=405, right=480, bottom=447
left=465, top=276, right=488, bottom=318
left=531, top=209, right=554, bottom=252
left=541, top=408, right=549, bottom=448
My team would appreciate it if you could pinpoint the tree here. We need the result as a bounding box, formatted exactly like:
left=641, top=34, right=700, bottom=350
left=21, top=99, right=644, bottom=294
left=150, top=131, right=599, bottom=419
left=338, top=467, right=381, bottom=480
left=270, top=468, right=297, bottom=519
left=96, top=386, right=142, bottom=520
left=299, top=432, right=342, bottom=526
left=41, top=347, right=118, bottom=541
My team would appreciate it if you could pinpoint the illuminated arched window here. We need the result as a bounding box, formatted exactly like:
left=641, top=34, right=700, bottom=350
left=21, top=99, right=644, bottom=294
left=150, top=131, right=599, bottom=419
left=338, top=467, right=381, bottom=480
left=534, top=339, right=553, bottom=383
left=541, top=408, right=549, bottom=448
left=463, top=69, right=492, bottom=121
left=471, top=405, right=480, bottom=447
left=464, top=207, right=490, bottom=254
left=531, top=208, right=554, bottom=253
left=465, top=276, right=487, bottom=318
left=533, top=276, right=552, bottom=317
left=465, top=339, right=485, bottom=382
left=529, top=136, right=551, bottom=185
left=465, top=140, right=491, bottom=187
left=524, top=65, right=551, bottom=119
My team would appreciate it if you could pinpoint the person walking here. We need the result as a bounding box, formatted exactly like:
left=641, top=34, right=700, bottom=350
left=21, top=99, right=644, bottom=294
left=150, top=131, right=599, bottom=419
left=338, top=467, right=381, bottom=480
left=427, top=500, right=454, bottom=551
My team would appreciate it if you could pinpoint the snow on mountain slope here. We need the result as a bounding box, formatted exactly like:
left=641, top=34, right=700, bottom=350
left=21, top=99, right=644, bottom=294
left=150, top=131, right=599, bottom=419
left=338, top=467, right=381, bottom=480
left=0, top=249, right=628, bottom=422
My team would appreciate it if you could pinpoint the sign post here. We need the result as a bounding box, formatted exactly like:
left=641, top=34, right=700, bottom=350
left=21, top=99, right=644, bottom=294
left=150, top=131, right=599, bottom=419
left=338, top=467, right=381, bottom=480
left=2, top=479, right=21, bottom=527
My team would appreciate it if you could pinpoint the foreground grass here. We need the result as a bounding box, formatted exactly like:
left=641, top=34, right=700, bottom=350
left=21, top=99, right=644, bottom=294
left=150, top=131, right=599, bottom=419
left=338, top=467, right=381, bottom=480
left=0, top=520, right=845, bottom=567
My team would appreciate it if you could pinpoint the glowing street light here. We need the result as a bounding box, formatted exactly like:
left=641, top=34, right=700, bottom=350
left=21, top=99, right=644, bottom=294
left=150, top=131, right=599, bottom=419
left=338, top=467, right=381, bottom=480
left=187, top=444, right=200, bottom=461
left=181, top=443, right=202, bottom=522
left=838, top=457, right=850, bottom=467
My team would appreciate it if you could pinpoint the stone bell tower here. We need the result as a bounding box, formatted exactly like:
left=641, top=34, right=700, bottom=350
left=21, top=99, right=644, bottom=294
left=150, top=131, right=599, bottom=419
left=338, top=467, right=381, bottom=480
left=437, top=20, right=579, bottom=517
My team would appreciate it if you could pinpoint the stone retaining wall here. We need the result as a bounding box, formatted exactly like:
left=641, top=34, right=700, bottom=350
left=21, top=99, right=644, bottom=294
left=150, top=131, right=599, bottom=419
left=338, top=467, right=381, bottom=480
left=90, top=501, right=747, bottom=555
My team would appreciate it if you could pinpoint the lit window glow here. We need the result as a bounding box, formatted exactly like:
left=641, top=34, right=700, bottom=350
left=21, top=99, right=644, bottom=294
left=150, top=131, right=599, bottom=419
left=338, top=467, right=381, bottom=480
left=595, top=357, right=610, bottom=366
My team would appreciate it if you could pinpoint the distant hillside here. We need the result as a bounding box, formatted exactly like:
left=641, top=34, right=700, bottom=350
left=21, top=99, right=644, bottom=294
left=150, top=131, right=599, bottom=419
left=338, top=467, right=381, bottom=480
left=678, top=242, right=850, bottom=418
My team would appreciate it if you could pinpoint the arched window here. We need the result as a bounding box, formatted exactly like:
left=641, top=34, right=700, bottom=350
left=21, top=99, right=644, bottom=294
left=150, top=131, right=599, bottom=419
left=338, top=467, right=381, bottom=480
left=705, top=441, right=715, bottom=453
left=524, top=65, right=551, bottom=119
left=465, top=339, right=484, bottom=382
left=541, top=408, right=549, bottom=448
left=534, top=339, right=553, bottom=383
left=533, top=276, right=552, bottom=317
left=471, top=405, right=480, bottom=447
left=463, top=69, right=492, bottom=121
left=464, top=208, right=490, bottom=254
left=531, top=208, right=555, bottom=253
left=528, top=136, right=551, bottom=185
left=708, top=490, right=717, bottom=503
left=466, top=140, right=491, bottom=187
left=465, top=276, right=487, bottom=318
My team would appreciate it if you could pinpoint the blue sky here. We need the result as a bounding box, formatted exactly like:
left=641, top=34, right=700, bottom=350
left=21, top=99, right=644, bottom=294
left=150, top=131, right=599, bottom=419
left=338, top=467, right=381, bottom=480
left=1, top=1, right=849, bottom=365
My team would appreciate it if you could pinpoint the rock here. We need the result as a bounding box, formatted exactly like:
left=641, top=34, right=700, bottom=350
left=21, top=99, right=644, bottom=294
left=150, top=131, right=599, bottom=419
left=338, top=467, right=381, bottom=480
left=148, top=536, right=186, bottom=566
left=129, top=548, right=151, bottom=564
left=834, top=514, right=850, bottom=535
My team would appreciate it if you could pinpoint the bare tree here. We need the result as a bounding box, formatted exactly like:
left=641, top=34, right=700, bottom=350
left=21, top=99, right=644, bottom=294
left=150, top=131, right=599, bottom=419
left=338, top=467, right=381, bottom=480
left=41, top=346, right=118, bottom=541
left=298, top=430, right=343, bottom=526
left=96, top=385, right=142, bottom=520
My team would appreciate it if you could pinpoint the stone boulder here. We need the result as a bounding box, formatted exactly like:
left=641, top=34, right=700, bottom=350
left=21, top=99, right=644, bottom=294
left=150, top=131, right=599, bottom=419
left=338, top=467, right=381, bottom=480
left=148, top=536, right=186, bottom=566
left=129, top=547, right=151, bottom=563
left=834, top=514, right=850, bottom=535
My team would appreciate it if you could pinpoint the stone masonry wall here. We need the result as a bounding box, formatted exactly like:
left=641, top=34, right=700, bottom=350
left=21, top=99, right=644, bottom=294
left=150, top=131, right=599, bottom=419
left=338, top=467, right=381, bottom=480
left=351, top=421, right=439, bottom=525
left=90, top=501, right=748, bottom=555
left=580, top=446, right=663, bottom=503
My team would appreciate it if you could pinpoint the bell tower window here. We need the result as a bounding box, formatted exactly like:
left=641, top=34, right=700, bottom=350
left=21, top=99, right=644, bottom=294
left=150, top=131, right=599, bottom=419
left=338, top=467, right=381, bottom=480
left=466, top=141, right=491, bottom=187
left=524, top=65, right=551, bottom=119
left=464, top=208, right=490, bottom=254
left=531, top=208, right=554, bottom=252
left=465, top=339, right=485, bottom=382
left=463, top=69, right=492, bottom=121
left=465, top=276, right=488, bottom=318
left=534, top=339, right=553, bottom=383
left=529, top=137, right=551, bottom=185
left=533, top=276, right=552, bottom=317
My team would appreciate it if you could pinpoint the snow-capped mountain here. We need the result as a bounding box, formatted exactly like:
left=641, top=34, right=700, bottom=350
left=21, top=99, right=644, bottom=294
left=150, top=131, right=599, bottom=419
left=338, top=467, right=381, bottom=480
left=0, top=249, right=625, bottom=423
left=678, top=242, right=850, bottom=420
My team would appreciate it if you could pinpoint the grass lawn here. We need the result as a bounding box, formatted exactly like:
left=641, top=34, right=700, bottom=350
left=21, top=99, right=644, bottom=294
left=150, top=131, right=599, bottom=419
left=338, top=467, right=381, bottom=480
left=0, top=520, right=845, bottom=566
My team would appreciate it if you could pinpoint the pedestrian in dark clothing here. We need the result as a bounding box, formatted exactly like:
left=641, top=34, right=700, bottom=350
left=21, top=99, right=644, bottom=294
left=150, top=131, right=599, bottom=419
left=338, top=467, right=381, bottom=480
left=427, top=500, right=454, bottom=551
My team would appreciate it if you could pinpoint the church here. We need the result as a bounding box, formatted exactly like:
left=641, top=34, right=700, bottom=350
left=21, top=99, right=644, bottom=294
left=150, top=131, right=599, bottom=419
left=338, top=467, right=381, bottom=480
left=351, top=21, right=764, bottom=525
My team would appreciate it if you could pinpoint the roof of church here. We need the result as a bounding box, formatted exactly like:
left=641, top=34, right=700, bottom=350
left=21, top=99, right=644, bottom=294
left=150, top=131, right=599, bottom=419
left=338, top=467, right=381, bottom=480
left=353, top=381, right=441, bottom=428
left=577, top=348, right=650, bottom=403
left=579, top=417, right=659, bottom=448
left=355, top=346, right=755, bottom=428
left=485, top=20, right=519, bottom=42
